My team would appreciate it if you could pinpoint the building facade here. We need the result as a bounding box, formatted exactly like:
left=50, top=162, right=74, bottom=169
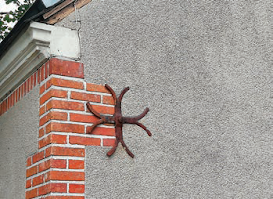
left=0, top=0, right=272, bottom=198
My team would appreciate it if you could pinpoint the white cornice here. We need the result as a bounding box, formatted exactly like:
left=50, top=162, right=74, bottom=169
left=0, top=22, right=80, bottom=101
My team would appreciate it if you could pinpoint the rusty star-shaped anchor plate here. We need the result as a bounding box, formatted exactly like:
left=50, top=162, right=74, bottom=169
left=86, top=84, right=151, bottom=158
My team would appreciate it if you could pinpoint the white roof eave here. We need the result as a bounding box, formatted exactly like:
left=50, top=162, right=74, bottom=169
left=0, top=22, right=80, bottom=101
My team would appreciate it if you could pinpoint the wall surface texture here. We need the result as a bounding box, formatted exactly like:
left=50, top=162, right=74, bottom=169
left=0, top=86, right=39, bottom=199
left=57, top=0, right=273, bottom=198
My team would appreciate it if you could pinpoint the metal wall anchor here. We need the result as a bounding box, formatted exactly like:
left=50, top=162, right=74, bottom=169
left=86, top=84, right=151, bottom=158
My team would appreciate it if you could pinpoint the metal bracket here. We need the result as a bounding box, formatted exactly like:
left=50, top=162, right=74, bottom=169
left=86, top=84, right=151, bottom=158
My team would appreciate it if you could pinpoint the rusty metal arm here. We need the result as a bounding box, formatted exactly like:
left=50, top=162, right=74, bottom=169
left=123, top=108, right=149, bottom=123
left=86, top=102, right=114, bottom=134
left=123, top=108, right=151, bottom=136
left=118, top=87, right=129, bottom=102
left=105, top=84, right=117, bottom=102
left=120, top=140, right=134, bottom=158
left=86, top=102, right=101, bottom=118
left=86, top=85, right=151, bottom=158
left=107, top=140, right=118, bottom=157
left=135, top=122, right=152, bottom=136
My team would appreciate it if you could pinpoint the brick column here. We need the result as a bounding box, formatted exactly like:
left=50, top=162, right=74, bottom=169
left=25, top=58, right=115, bottom=199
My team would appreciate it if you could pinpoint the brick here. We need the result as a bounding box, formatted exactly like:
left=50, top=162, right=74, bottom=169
left=26, top=157, right=32, bottom=167
left=7, top=97, right=11, bottom=111
left=15, top=89, right=18, bottom=103
left=9, top=95, right=12, bottom=109
left=45, top=170, right=85, bottom=181
left=69, top=136, right=100, bottom=146
left=86, top=126, right=115, bottom=136
left=7, top=96, right=10, bottom=110
left=86, top=83, right=110, bottom=93
left=40, top=89, right=68, bottom=105
left=24, top=81, right=27, bottom=96
left=69, top=184, right=85, bottom=193
left=51, top=183, right=67, bottom=193
left=49, top=58, right=84, bottom=78
left=32, top=175, right=44, bottom=187
left=38, top=183, right=67, bottom=195
left=27, top=79, right=30, bottom=93
left=11, top=93, right=14, bottom=107
left=46, top=122, right=85, bottom=134
left=39, top=136, right=49, bottom=148
left=45, top=146, right=85, bottom=157
left=29, top=78, right=32, bottom=91
left=38, top=160, right=50, bottom=172
left=38, top=69, right=41, bottom=83
left=50, top=159, right=67, bottom=169
left=19, top=86, right=22, bottom=100
left=46, top=77, right=84, bottom=90
left=26, top=179, right=31, bottom=188
left=70, top=113, right=97, bottom=123
left=32, top=151, right=45, bottom=164
left=12, top=93, right=15, bottom=106
left=40, top=111, right=68, bottom=126
left=26, top=166, right=38, bottom=178
left=46, top=100, right=84, bottom=111
left=39, top=128, right=45, bottom=138
left=12, top=91, right=16, bottom=106
left=16, top=88, right=19, bottom=103
left=17, top=88, right=19, bottom=102
left=41, top=65, right=45, bottom=82
left=2, top=100, right=7, bottom=114
left=48, top=111, right=67, bottom=121
left=39, top=159, right=66, bottom=172
left=39, top=116, right=48, bottom=127
left=6, top=98, right=8, bottom=111
left=38, top=184, right=50, bottom=196
left=9, top=94, right=12, bottom=108
left=34, top=72, right=37, bottom=87
left=71, top=91, right=100, bottom=102
left=9, top=95, right=11, bottom=109
left=39, top=106, right=46, bottom=116
left=40, top=84, right=46, bottom=95
left=103, top=138, right=116, bottom=146
left=26, top=188, right=38, bottom=199
left=20, top=84, right=23, bottom=98
left=16, top=89, right=19, bottom=102
left=45, top=62, right=49, bottom=79
left=19, top=87, right=21, bottom=101
left=4, top=99, right=7, bottom=113
left=69, top=160, right=84, bottom=169
left=30, top=77, right=33, bottom=91
left=39, top=134, right=67, bottom=149
left=87, top=104, right=114, bottom=115
left=6, top=97, right=8, bottom=111
left=103, top=95, right=115, bottom=105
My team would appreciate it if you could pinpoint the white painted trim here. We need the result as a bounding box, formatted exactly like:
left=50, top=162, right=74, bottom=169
left=0, top=22, right=80, bottom=101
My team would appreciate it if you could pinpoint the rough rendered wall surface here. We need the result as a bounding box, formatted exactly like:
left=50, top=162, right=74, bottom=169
left=57, top=0, right=272, bottom=198
left=0, top=86, right=39, bottom=199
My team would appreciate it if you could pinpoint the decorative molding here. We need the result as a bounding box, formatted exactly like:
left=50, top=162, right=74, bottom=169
left=0, top=22, right=80, bottom=101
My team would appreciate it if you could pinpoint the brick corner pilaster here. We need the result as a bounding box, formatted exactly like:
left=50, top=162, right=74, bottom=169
left=25, top=58, right=116, bottom=199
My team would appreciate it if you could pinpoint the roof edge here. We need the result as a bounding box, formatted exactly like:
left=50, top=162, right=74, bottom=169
left=0, top=21, right=80, bottom=101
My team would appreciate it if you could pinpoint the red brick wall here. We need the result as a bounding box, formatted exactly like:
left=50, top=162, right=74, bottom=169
left=0, top=58, right=116, bottom=199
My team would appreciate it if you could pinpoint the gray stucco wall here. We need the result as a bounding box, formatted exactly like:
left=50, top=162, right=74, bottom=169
left=0, top=86, right=39, bottom=199
left=57, top=0, right=272, bottom=198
